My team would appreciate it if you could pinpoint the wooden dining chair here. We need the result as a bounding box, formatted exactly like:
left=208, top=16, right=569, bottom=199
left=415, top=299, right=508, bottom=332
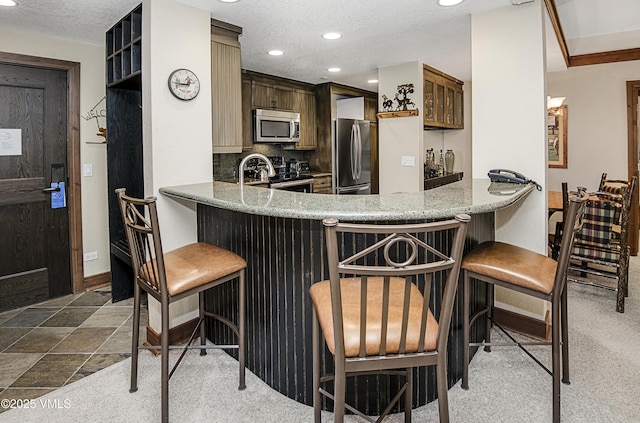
left=461, top=188, right=588, bottom=423
left=116, top=188, right=247, bottom=423
left=309, top=214, right=470, bottom=423
left=568, top=175, right=637, bottom=312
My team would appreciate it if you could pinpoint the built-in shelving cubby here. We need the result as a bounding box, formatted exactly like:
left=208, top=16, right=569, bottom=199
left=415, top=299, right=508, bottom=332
left=106, top=3, right=144, bottom=302
left=106, top=4, right=142, bottom=86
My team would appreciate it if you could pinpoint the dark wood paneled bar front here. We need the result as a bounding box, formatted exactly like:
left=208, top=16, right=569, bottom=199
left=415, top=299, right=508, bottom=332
left=160, top=179, right=534, bottom=415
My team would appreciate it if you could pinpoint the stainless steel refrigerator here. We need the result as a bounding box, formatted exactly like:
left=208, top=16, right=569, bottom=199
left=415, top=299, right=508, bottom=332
left=334, top=118, right=371, bottom=194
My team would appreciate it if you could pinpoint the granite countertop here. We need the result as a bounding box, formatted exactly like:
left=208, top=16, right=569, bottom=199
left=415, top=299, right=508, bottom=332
left=160, top=179, right=535, bottom=221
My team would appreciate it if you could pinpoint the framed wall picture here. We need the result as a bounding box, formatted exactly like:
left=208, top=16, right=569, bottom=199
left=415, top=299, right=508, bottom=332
left=548, top=105, right=567, bottom=168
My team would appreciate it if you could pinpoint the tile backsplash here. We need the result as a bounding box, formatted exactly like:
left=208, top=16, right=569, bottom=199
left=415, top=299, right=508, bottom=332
left=213, top=144, right=312, bottom=181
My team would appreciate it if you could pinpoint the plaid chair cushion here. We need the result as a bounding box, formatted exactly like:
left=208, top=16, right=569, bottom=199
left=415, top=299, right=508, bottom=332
left=571, top=198, right=622, bottom=263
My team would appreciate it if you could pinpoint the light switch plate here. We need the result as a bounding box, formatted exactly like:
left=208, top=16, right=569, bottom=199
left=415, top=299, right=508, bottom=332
left=401, top=156, right=415, bottom=167
left=83, top=163, right=93, bottom=177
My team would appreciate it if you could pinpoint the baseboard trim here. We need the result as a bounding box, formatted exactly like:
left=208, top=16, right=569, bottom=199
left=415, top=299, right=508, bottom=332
left=146, top=318, right=199, bottom=350
left=492, top=307, right=548, bottom=341
left=84, top=272, right=111, bottom=290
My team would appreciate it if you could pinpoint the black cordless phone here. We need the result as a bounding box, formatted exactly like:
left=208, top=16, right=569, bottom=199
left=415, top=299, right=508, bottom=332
left=488, top=169, right=542, bottom=190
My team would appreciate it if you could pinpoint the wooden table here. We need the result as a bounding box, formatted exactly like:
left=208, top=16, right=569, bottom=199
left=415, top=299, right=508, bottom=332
left=548, top=190, right=564, bottom=214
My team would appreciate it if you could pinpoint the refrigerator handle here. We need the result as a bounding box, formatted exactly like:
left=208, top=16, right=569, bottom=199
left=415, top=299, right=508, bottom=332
left=350, top=123, right=358, bottom=180
left=355, top=123, right=362, bottom=180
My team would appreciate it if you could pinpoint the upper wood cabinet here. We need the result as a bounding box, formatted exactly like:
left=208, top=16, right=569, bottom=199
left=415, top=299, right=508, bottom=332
left=284, top=88, right=316, bottom=151
left=242, top=70, right=317, bottom=151
left=364, top=96, right=378, bottom=123
left=423, top=64, right=464, bottom=129
left=211, top=20, right=243, bottom=153
left=251, top=81, right=294, bottom=111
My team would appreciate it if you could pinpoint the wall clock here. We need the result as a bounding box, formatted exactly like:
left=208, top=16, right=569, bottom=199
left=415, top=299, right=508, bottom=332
left=168, top=68, right=200, bottom=100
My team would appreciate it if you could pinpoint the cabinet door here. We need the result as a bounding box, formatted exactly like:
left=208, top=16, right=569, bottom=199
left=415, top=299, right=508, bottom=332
left=312, top=176, right=332, bottom=194
left=364, top=96, right=378, bottom=122
left=435, top=82, right=446, bottom=126
left=212, top=38, right=243, bottom=153
left=423, top=75, right=436, bottom=126
left=446, top=84, right=456, bottom=126
left=241, top=78, right=253, bottom=150
left=286, top=89, right=317, bottom=150
left=252, top=81, right=294, bottom=111
left=454, top=86, right=464, bottom=128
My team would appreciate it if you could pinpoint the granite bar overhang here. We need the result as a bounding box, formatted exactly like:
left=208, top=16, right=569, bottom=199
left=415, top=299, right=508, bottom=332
left=160, top=179, right=535, bottom=221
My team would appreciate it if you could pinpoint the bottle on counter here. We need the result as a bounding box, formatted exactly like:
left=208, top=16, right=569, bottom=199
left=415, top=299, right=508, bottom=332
left=444, top=149, right=455, bottom=174
left=424, top=148, right=436, bottom=179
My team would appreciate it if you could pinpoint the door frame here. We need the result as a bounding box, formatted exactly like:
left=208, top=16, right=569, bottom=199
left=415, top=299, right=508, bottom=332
left=627, top=80, right=640, bottom=256
left=0, top=51, right=84, bottom=293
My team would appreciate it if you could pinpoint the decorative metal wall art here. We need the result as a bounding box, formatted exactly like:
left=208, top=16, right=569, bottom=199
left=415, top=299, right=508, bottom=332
left=381, top=83, right=417, bottom=112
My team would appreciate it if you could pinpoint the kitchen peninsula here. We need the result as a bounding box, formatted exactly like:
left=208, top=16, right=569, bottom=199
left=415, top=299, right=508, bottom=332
left=160, top=179, right=534, bottom=413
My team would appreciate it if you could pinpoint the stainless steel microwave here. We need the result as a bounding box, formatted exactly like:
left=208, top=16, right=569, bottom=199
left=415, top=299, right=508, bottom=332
left=253, top=109, right=300, bottom=143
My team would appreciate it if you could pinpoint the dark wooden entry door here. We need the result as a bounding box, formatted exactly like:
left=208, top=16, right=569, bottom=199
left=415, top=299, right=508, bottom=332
left=0, top=63, right=72, bottom=312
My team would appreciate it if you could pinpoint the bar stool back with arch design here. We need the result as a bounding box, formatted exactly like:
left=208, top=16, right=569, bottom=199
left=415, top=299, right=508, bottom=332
left=116, top=188, right=247, bottom=423
left=310, top=214, right=470, bottom=423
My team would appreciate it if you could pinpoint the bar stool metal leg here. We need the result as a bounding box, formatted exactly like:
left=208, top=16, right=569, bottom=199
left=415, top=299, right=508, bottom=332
left=238, top=271, right=246, bottom=390
left=130, top=283, right=140, bottom=393
left=462, top=271, right=470, bottom=390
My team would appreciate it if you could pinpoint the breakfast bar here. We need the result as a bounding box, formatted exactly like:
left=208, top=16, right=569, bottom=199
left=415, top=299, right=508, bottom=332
left=160, top=179, right=534, bottom=414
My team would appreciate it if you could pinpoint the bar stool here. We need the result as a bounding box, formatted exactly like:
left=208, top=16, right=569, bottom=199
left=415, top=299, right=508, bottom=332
left=310, top=215, right=470, bottom=423
left=461, top=188, right=588, bottom=423
left=116, top=188, right=247, bottom=423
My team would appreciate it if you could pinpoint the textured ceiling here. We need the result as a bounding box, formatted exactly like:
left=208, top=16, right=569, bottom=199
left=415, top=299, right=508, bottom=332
left=0, top=0, right=638, bottom=91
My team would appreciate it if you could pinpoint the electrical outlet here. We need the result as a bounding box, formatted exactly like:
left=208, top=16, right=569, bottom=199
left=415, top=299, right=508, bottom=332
left=401, top=156, right=415, bottom=167
left=83, top=251, right=98, bottom=261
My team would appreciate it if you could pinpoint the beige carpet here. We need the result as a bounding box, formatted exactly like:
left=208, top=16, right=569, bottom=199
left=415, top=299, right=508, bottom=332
left=2, top=260, right=639, bottom=422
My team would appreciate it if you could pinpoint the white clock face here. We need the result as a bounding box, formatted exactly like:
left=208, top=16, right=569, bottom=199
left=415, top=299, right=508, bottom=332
left=168, top=69, right=200, bottom=100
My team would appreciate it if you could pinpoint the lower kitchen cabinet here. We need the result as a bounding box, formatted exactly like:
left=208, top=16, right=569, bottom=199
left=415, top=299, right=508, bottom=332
left=312, top=175, right=332, bottom=194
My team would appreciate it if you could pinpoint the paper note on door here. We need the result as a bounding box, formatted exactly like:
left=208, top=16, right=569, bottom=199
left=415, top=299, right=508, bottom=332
left=51, top=182, right=66, bottom=209
left=0, top=129, right=22, bottom=156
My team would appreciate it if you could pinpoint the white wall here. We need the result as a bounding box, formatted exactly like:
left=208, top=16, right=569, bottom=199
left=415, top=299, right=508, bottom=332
left=378, top=62, right=424, bottom=194
left=548, top=61, right=640, bottom=192
left=0, top=29, right=110, bottom=278
left=143, top=0, right=213, bottom=330
left=472, top=1, right=548, bottom=318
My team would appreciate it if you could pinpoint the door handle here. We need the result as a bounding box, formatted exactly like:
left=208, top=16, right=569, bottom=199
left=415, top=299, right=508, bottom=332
left=42, top=186, right=61, bottom=193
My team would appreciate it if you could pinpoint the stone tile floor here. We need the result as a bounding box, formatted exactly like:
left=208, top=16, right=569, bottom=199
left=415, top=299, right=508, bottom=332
left=0, top=288, right=147, bottom=413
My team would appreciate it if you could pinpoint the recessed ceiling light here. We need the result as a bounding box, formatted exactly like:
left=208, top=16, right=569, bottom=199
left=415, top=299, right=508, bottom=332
left=322, top=32, right=342, bottom=40
left=327, top=68, right=341, bottom=72
left=438, top=0, right=464, bottom=6
left=218, top=0, right=240, bottom=3
left=268, top=50, right=284, bottom=56
left=368, top=79, right=378, bottom=84
left=0, top=0, right=18, bottom=6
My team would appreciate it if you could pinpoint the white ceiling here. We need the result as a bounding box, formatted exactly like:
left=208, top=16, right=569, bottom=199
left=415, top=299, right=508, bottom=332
left=0, top=0, right=638, bottom=91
